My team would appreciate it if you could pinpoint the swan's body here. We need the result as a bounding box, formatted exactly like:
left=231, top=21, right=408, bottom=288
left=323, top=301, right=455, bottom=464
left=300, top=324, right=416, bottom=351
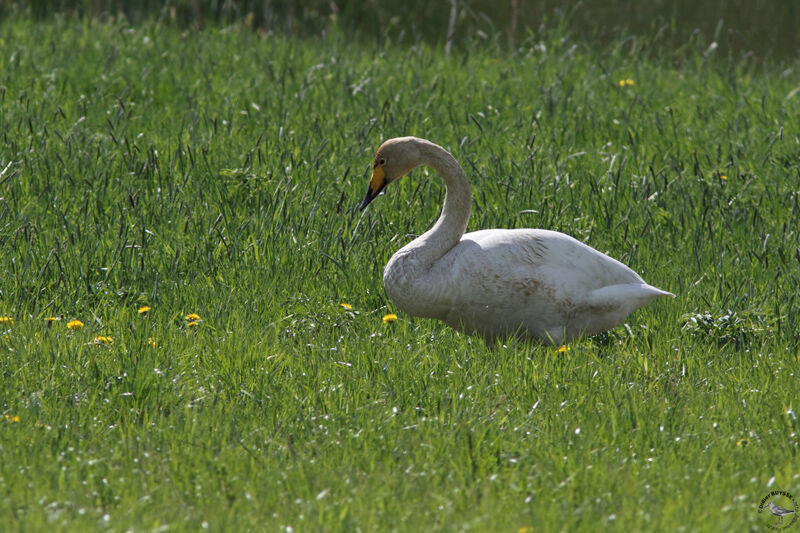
left=360, top=137, right=673, bottom=345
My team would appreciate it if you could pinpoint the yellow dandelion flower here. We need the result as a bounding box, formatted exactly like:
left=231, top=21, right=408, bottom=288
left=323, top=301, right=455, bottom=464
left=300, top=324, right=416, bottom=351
left=148, top=337, right=157, bottom=347
left=67, top=319, right=84, bottom=330
left=736, top=438, right=749, bottom=447
left=187, top=320, right=200, bottom=328
left=340, top=303, right=353, bottom=310
left=618, top=79, right=626, bottom=87
left=45, top=316, right=59, bottom=323
left=138, top=306, right=151, bottom=314
left=382, top=313, right=398, bottom=324
left=557, top=345, right=569, bottom=352
left=4, top=414, right=20, bottom=423
left=720, top=175, right=728, bottom=181
left=0, top=316, right=13, bottom=326
left=91, top=336, right=113, bottom=346
left=185, top=313, right=201, bottom=321
left=626, top=79, right=635, bottom=86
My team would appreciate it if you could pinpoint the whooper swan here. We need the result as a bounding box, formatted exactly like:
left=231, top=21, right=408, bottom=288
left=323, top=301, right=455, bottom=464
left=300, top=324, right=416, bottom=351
left=360, top=137, right=673, bottom=345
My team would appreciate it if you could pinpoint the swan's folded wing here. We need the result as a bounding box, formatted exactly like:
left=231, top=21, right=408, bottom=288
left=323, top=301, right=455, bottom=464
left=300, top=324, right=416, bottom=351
left=450, top=228, right=646, bottom=292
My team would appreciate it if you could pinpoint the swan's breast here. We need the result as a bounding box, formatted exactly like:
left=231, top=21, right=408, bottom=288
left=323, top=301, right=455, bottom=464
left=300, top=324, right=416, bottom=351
left=382, top=248, right=442, bottom=318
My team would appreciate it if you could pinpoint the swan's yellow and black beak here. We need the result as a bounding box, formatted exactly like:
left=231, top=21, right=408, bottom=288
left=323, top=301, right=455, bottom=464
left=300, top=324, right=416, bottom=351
left=359, top=164, right=387, bottom=210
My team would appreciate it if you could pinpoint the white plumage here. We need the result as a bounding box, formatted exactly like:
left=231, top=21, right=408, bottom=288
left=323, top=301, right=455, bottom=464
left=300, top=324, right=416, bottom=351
left=360, top=137, right=673, bottom=345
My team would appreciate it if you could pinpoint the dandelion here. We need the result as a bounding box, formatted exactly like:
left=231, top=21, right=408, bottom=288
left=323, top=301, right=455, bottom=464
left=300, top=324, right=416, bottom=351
left=138, top=305, right=151, bottom=314
left=382, top=313, right=398, bottom=324
left=720, top=175, right=728, bottom=181
left=618, top=79, right=635, bottom=87
left=340, top=303, right=353, bottom=310
left=91, top=336, right=113, bottom=346
left=0, top=316, right=13, bottom=326
left=147, top=337, right=157, bottom=347
left=736, top=438, right=749, bottom=447
left=67, top=319, right=84, bottom=330
left=45, top=316, right=59, bottom=323
left=4, top=414, right=20, bottom=423
left=185, top=313, right=202, bottom=328
left=557, top=345, right=569, bottom=353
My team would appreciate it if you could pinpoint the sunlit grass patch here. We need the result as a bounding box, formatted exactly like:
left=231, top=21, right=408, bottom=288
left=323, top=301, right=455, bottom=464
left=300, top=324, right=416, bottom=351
left=681, top=309, right=773, bottom=347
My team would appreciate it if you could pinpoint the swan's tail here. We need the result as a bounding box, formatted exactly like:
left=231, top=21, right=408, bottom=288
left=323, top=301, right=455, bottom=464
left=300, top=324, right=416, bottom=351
left=636, top=284, right=675, bottom=301
left=589, top=283, right=674, bottom=311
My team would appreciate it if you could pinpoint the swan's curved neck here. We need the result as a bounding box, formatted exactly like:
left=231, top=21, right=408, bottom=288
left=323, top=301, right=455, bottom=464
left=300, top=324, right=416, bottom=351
left=406, top=141, right=471, bottom=267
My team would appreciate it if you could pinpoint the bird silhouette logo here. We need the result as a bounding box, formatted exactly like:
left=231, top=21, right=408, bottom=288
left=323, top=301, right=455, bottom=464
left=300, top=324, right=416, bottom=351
left=759, top=491, right=799, bottom=530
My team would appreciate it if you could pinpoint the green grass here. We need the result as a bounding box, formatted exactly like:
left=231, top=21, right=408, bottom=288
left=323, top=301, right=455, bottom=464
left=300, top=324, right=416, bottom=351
left=1, top=15, right=799, bottom=532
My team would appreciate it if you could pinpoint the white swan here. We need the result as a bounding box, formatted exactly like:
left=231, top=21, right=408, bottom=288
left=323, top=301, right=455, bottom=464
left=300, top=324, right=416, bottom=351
left=360, top=137, right=673, bottom=345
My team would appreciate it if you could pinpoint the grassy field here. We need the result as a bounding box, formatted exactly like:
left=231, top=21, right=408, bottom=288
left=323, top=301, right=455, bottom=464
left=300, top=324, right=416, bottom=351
left=0, top=14, right=799, bottom=532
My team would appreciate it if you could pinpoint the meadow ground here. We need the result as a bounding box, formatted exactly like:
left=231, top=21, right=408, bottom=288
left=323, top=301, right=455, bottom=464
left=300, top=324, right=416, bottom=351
left=0, top=14, right=798, bottom=532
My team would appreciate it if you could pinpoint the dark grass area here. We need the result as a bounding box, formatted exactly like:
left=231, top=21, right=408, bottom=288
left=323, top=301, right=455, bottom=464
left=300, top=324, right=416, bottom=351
left=5, top=0, right=800, bottom=62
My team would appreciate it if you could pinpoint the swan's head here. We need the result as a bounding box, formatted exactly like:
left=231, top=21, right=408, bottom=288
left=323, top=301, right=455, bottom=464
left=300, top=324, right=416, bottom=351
left=360, top=137, right=424, bottom=210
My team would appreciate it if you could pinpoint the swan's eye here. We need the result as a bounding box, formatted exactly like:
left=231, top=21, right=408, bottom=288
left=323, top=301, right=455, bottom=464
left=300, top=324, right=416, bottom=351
left=379, top=158, right=386, bottom=166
